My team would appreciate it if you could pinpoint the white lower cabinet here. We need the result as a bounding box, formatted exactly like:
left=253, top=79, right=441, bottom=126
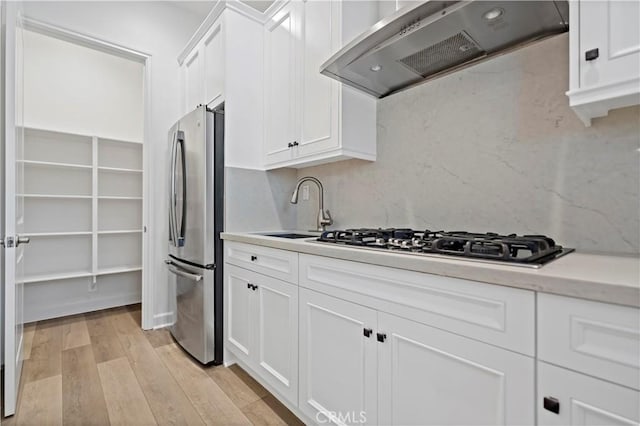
left=299, top=288, right=378, bottom=425
left=224, top=243, right=638, bottom=426
left=537, top=362, right=640, bottom=426
left=225, top=264, right=298, bottom=405
left=378, top=312, right=534, bottom=426
left=298, top=288, right=534, bottom=426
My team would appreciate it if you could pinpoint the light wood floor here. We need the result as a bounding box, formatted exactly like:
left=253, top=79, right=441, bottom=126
left=2, top=304, right=304, bottom=426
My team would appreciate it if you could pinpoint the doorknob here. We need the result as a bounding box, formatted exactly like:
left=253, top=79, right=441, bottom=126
left=16, top=236, right=30, bottom=247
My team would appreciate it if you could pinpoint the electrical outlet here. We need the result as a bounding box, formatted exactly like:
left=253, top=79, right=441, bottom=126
left=303, top=185, right=310, bottom=201
left=89, top=277, right=98, bottom=292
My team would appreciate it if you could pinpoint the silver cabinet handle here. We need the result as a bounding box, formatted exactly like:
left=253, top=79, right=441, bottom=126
left=16, top=236, right=30, bottom=246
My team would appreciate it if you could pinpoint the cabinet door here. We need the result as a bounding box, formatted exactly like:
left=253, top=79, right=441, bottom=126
left=378, top=312, right=534, bottom=426
left=183, top=47, right=203, bottom=113
left=203, top=20, right=224, bottom=107
left=264, top=2, right=299, bottom=166
left=225, top=265, right=254, bottom=365
left=579, top=0, right=640, bottom=89
left=538, top=361, right=639, bottom=426
left=254, top=275, right=298, bottom=405
left=298, top=0, right=340, bottom=158
left=299, top=288, right=377, bottom=425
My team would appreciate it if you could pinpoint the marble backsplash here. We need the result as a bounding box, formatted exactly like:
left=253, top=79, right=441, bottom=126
left=225, top=166, right=297, bottom=232
left=296, top=33, right=640, bottom=255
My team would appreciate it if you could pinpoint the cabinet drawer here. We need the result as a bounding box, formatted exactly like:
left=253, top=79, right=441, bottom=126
left=537, top=361, right=640, bottom=426
left=299, top=254, right=535, bottom=356
left=225, top=241, right=298, bottom=284
left=538, top=293, right=640, bottom=390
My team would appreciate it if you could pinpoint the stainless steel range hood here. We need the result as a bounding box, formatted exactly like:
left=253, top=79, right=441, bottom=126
left=320, top=1, right=568, bottom=98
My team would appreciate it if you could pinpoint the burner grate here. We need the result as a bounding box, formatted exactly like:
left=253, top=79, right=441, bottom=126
left=317, top=228, right=570, bottom=266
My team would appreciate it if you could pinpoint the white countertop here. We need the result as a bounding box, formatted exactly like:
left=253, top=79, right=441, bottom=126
left=221, top=231, right=640, bottom=308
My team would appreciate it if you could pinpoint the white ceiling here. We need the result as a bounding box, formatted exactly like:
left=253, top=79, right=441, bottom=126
left=168, top=1, right=275, bottom=18
left=167, top=1, right=217, bottom=17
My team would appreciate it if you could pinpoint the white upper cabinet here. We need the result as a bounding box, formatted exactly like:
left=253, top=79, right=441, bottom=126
left=264, top=0, right=378, bottom=169
left=178, top=7, right=265, bottom=169
left=567, top=0, right=640, bottom=126
left=183, top=48, right=203, bottom=113
left=203, top=21, right=225, bottom=108
left=264, top=2, right=300, bottom=165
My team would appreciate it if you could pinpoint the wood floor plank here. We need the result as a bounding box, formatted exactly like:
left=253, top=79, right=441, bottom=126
left=85, top=310, right=126, bottom=363
left=108, top=309, right=205, bottom=425
left=144, top=327, right=175, bottom=348
left=15, top=375, right=62, bottom=426
left=62, top=315, right=91, bottom=350
left=260, top=395, right=305, bottom=426
left=61, top=345, right=110, bottom=426
left=241, top=398, right=288, bottom=426
left=208, top=365, right=268, bottom=409
left=156, top=344, right=251, bottom=426
left=97, top=357, right=157, bottom=426
left=22, top=322, right=36, bottom=360
left=22, top=318, right=63, bottom=383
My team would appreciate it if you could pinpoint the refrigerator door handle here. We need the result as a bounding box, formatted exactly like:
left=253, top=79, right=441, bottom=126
left=165, top=259, right=203, bottom=282
left=175, top=133, right=186, bottom=247
left=169, top=130, right=178, bottom=247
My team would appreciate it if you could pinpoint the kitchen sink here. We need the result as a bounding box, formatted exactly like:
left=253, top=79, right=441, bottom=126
left=262, top=233, right=317, bottom=239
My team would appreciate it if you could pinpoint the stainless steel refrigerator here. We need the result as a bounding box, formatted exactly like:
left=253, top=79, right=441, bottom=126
left=166, top=105, right=224, bottom=365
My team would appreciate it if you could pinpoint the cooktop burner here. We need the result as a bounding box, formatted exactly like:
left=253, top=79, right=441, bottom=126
left=315, top=228, right=574, bottom=268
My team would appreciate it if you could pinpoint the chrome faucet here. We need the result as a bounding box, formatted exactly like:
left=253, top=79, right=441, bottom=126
left=290, top=176, right=333, bottom=232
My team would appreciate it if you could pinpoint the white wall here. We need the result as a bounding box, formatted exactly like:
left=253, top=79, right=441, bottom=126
left=21, top=1, right=205, bottom=327
left=23, top=30, right=144, bottom=141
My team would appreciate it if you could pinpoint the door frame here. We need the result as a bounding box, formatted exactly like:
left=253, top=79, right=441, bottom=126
left=19, top=17, right=154, bottom=330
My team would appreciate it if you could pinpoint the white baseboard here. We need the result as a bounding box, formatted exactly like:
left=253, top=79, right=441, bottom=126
left=25, top=292, right=141, bottom=323
left=153, top=311, right=174, bottom=329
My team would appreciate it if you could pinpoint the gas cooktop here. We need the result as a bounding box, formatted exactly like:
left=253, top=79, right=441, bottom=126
left=314, top=228, right=574, bottom=268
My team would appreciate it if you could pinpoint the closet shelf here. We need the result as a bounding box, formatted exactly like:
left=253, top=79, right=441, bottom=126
left=98, top=196, right=142, bottom=200
left=98, top=229, right=143, bottom=235
left=20, top=160, right=92, bottom=170
left=97, top=266, right=142, bottom=276
left=98, top=166, right=143, bottom=173
left=18, top=194, right=92, bottom=199
left=23, top=231, right=92, bottom=237
left=23, top=271, right=93, bottom=284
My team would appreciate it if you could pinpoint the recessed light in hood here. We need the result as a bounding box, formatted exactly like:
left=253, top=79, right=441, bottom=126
left=320, top=1, right=569, bottom=99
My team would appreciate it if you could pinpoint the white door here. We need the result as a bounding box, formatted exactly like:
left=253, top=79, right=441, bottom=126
left=225, top=264, right=254, bottom=365
left=377, top=312, right=535, bottom=426
left=264, top=1, right=299, bottom=166
left=298, top=0, right=340, bottom=158
left=254, top=274, right=298, bottom=405
left=3, top=5, right=27, bottom=416
left=579, top=0, right=640, bottom=89
left=538, top=362, right=640, bottom=426
left=299, top=288, right=377, bottom=425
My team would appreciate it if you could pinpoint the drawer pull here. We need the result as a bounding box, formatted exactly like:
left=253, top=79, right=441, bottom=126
left=543, top=397, right=560, bottom=414
left=250, top=255, right=258, bottom=261
left=585, top=48, right=599, bottom=61
left=376, top=332, right=387, bottom=343
left=363, top=328, right=373, bottom=338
